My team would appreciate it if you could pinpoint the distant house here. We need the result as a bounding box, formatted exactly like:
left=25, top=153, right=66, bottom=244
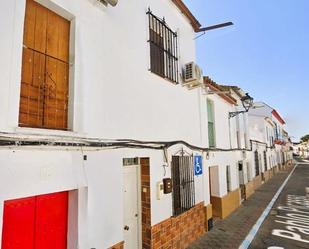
left=248, top=102, right=293, bottom=192
left=201, top=78, right=241, bottom=220
left=0, top=1, right=294, bottom=249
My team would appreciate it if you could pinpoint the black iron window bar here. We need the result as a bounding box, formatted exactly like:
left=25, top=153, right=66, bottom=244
left=254, top=151, right=260, bottom=176
left=147, top=9, right=179, bottom=84
left=263, top=151, right=268, bottom=171
left=171, top=155, right=195, bottom=216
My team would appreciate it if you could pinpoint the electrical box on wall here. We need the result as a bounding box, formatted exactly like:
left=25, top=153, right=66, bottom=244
left=156, top=181, right=164, bottom=200
left=163, top=178, right=172, bottom=194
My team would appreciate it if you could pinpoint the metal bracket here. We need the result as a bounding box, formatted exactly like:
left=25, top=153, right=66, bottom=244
left=229, top=110, right=248, bottom=118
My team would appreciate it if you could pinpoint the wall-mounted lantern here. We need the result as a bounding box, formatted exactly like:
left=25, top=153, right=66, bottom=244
left=229, top=93, right=254, bottom=118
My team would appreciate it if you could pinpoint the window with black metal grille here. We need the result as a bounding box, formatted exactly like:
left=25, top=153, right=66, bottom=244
left=254, top=151, right=260, bottom=176
left=171, top=155, right=195, bottom=216
left=147, top=9, right=179, bottom=84
left=263, top=151, right=268, bottom=171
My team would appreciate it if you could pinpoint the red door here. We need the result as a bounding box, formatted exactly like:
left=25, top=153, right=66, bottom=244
left=35, top=192, right=68, bottom=249
left=1, top=191, right=68, bottom=249
left=1, top=197, right=36, bottom=249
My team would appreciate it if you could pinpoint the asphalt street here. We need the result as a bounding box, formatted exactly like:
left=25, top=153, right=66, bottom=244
left=249, top=159, right=309, bottom=249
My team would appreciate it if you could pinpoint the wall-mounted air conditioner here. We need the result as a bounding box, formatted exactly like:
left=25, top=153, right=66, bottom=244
left=182, top=62, right=203, bottom=89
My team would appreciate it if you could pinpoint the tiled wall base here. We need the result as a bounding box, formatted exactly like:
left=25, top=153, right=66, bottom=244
left=252, top=175, right=262, bottom=191
left=210, top=188, right=241, bottom=219
left=273, top=165, right=279, bottom=173
left=204, top=204, right=213, bottom=231
left=151, top=202, right=205, bottom=249
left=262, top=169, right=273, bottom=182
left=244, top=181, right=255, bottom=199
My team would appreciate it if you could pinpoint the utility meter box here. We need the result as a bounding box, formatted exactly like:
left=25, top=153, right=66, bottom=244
left=163, top=178, right=172, bottom=194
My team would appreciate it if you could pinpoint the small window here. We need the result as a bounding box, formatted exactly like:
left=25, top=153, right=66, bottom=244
left=123, top=157, right=139, bottom=166
left=207, top=99, right=216, bottom=148
left=226, top=165, right=231, bottom=192
left=147, top=10, right=179, bottom=83
left=171, top=155, right=195, bottom=216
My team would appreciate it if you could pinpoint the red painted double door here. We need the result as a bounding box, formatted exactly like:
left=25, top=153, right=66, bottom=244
left=1, top=191, right=68, bottom=249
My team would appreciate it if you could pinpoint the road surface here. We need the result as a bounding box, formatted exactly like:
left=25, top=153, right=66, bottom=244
left=249, top=160, right=309, bottom=249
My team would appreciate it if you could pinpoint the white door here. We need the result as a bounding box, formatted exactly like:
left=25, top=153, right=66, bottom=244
left=123, top=165, right=140, bottom=249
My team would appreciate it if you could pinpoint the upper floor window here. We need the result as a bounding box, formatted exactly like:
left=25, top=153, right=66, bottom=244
left=147, top=10, right=179, bottom=83
left=207, top=99, right=216, bottom=148
left=19, top=0, right=70, bottom=130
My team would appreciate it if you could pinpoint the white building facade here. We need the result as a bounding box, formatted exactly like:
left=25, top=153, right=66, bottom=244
left=0, top=1, right=295, bottom=249
left=201, top=79, right=242, bottom=219
left=0, top=0, right=212, bottom=248
left=247, top=102, right=293, bottom=196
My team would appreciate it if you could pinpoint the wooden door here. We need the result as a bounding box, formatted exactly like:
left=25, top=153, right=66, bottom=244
left=19, top=0, right=70, bottom=130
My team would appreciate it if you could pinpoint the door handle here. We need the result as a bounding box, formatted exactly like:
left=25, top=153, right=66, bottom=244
left=124, top=225, right=130, bottom=231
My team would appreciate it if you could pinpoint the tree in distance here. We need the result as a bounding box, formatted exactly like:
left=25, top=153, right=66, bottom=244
left=300, top=134, right=309, bottom=142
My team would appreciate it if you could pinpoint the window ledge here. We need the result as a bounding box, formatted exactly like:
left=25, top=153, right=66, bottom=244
left=14, top=127, right=87, bottom=139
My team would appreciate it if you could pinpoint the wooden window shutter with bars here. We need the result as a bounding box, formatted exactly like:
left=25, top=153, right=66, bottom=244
left=19, top=0, right=70, bottom=130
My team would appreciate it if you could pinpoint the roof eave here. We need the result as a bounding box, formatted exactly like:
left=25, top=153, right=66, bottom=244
left=204, top=77, right=237, bottom=105
left=172, top=0, right=201, bottom=32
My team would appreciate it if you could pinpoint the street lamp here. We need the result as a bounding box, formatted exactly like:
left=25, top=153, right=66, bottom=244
left=229, top=93, right=254, bottom=118
left=195, top=22, right=234, bottom=39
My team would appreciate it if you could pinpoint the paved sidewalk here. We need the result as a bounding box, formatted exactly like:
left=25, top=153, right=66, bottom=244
left=188, top=165, right=295, bottom=249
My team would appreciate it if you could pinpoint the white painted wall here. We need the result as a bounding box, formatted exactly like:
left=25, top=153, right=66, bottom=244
left=0, top=0, right=207, bottom=248
left=206, top=151, right=239, bottom=197
left=200, top=93, right=240, bottom=199
left=0, top=145, right=206, bottom=248
left=0, top=0, right=203, bottom=147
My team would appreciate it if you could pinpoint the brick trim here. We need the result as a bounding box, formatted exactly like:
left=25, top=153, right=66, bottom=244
left=140, top=158, right=151, bottom=249
left=151, top=202, right=205, bottom=249
left=211, top=188, right=241, bottom=219
left=109, top=241, right=124, bottom=249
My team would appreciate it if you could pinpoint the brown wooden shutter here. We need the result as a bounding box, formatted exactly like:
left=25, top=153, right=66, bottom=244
left=19, top=0, right=70, bottom=130
left=150, top=29, right=165, bottom=77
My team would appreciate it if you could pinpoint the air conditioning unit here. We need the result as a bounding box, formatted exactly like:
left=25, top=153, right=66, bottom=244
left=182, top=62, right=203, bottom=89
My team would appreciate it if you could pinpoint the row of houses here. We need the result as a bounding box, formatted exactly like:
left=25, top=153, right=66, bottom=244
left=293, top=141, right=309, bottom=158
left=0, top=0, right=293, bottom=249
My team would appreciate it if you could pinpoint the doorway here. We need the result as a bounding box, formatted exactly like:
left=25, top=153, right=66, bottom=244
left=209, top=166, right=220, bottom=221
left=238, top=161, right=246, bottom=201
left=1, top=191, right=68, bottom=249
left=123, top=164, right=141, bottom=249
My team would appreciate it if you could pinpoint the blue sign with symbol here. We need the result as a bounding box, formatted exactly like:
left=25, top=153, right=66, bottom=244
left=194, top=155, right=203, bottom=176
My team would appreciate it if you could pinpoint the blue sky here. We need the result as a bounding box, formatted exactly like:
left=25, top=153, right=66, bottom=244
left=183, top=0, right=309, bottom=141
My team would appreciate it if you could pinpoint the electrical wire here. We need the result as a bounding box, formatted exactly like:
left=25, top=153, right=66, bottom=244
left=0, top=132, right=277, bottom=153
